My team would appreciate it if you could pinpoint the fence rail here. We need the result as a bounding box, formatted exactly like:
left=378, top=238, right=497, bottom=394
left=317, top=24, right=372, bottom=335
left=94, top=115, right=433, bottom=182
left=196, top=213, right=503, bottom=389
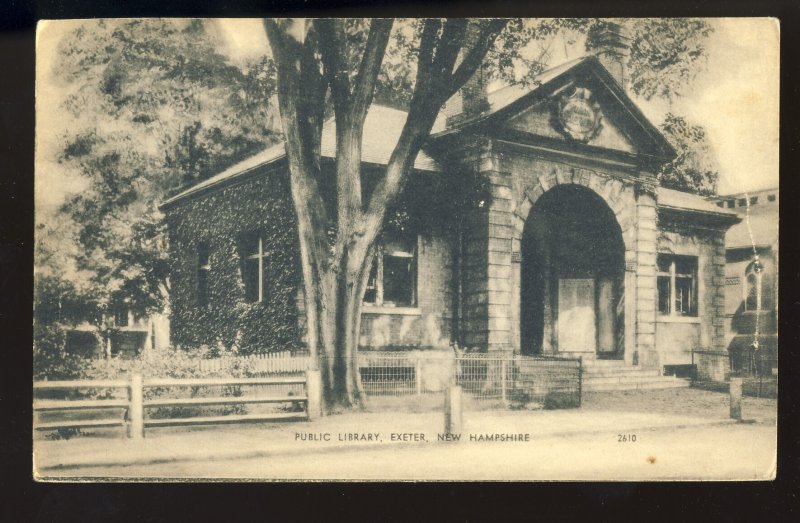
left=35, top=351, right=583, bottom=438
left=198, top=351, right=311, bottom=374
left=198, top=351, right=582, bottom=407
left=312, top=352, right=582, bottom=407
left=691, top=348, right=777, bottom=398
left=34, top=372, right=318, bottom=438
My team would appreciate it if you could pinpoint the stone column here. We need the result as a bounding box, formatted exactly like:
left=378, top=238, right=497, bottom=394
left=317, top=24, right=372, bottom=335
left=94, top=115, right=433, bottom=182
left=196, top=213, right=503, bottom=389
left=510, top=236, right=521, bottom=354
left=711, top=234, right=728, bottom=351
left=541, top=237, right=555, bottom=354
left=484, top=149, right=513, bottom=354
left=635, top=188, right=658, bottom=368
left=623, top=249, right=638, bottom=365
left=455, top=141, right=490, bottom=350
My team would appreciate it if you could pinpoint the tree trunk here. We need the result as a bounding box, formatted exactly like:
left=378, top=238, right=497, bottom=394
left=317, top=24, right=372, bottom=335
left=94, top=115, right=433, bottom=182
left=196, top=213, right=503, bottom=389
left=265, top=18, right=508, bottom=412
left=298, top=237, right=375, bottom=410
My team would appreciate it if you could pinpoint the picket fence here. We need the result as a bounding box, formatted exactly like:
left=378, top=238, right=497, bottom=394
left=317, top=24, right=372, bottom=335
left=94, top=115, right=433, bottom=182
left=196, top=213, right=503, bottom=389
left=198, top=351, right=311, bottom=375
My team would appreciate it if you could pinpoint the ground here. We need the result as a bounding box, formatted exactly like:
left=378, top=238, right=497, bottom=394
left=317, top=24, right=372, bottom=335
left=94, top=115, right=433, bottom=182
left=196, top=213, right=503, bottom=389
left=34, top=387, right=777, bottom=481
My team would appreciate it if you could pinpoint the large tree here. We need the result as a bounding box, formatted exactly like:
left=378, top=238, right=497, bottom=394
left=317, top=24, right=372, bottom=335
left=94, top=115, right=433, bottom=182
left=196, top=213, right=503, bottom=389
left=43, top=19, right=280, bottom=330
left=264, top=17, right=717, bottom=409
left=265, top=19, right=507, bottom=408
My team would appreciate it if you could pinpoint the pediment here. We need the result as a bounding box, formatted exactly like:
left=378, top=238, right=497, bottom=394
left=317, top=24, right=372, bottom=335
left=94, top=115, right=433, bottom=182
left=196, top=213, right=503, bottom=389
left=503, top=86, right=638, bottom=155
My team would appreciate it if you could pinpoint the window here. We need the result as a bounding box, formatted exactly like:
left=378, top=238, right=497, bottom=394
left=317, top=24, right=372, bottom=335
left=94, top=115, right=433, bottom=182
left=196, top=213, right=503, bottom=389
left=363, top=236, right=417, bottom=307
left=197, top=243, right=210, bottom=307
left=242, top=236, right=269, bottom=303
left=743, top=261, right=762, bottom=312
left=737, top=198, right=747, bottom=207
left=657, top=254, right=698, bottom=317
left=749, top=196, right=758, bottom=205
left=726, top=199, right=735, bottom=208
left=767, top=194, right=776, bottom=202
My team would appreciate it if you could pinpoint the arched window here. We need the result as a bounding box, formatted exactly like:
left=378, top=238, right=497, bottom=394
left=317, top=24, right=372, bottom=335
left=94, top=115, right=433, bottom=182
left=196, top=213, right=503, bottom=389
left=743, top=261, right=762, bottom=312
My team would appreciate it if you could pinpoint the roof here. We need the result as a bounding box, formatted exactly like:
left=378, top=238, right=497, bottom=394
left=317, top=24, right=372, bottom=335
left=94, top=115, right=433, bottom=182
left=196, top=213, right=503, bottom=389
left=431, top=57, right=588, bottom=134
left=431, top=56, right=675, bottom=161
left=724, top=202, right=778, bottom=249
left=162, top=105, right=442, bottom=207
left=657, top=187, right=739, bottom=217
left=163, top=55, right=674, bottom=208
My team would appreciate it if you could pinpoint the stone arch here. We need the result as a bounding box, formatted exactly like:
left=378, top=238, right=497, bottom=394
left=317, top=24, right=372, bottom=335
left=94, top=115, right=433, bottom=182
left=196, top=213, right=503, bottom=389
left=511, top=166, right=635, bottom=257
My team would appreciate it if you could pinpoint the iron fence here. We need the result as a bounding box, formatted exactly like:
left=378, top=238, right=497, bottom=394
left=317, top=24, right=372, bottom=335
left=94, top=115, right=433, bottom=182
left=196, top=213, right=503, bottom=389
left=321, top=352, right=582, bottom=409
left=455, top=355, right=582, bottom=408
left=691, top=348, right=777, bottom=399
left=199, top=351, right=583, bottom=409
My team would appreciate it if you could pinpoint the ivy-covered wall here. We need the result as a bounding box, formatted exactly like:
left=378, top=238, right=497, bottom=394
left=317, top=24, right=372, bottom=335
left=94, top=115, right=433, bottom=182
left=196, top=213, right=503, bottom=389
left=164, top=163, right=302, bottom=354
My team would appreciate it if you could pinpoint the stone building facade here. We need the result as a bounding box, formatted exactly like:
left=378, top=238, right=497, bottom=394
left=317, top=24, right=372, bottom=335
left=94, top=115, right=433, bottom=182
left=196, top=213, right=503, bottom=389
left=712, top=188, right=778, bottom=370
left=161, top=27, right=740, bottom=377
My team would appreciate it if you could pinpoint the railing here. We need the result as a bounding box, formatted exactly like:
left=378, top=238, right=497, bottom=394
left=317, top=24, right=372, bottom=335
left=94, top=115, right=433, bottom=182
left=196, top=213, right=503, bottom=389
left=198, top=350, right=311, bottom=374
left=34, top=372, right=321, bottom=438
left=320, top=352, right=583, bottom=408
left=690, top=348, right=777, bottom=398
left=456, top=354, right=582, bottom=408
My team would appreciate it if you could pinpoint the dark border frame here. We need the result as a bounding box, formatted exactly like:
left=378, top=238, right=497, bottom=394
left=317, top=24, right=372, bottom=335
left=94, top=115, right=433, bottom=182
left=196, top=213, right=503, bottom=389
left=3, top=1, right=799, bottom=520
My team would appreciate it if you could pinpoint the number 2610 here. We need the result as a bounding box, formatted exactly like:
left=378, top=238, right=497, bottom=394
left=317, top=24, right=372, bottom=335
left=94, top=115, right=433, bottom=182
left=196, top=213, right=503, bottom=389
left=618, top=434, right=637, bottom=442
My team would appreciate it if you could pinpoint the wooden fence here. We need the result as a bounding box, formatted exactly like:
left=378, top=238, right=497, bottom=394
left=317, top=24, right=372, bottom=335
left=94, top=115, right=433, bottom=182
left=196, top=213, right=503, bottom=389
left=34, top=371, right=322, bottom=438
left=198, top=351, right=311, bottom=374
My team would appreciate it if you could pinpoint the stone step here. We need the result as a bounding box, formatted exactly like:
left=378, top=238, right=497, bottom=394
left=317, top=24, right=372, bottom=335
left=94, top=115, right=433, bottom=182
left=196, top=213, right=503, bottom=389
left=582, top=368, right=661, bottom=377
left=583, top=378, right=690, bottom=392
left=583, top=374, right=677, bottom=385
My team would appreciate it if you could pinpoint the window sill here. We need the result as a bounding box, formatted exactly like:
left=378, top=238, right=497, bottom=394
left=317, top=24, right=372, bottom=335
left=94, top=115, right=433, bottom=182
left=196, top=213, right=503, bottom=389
left=361, top=305, right=422, bottom=316
left=657, top=315, right=701, bottom=324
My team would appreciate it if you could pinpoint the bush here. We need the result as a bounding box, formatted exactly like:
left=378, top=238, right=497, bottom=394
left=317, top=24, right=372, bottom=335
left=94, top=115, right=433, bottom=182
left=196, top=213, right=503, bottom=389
left=34, top=346, right=276, bottom=433
left=84, top=346, right=264, bottom=419
left=543, top=391, right=579, bottom=410
left=33, top=322, right=92, bottom=381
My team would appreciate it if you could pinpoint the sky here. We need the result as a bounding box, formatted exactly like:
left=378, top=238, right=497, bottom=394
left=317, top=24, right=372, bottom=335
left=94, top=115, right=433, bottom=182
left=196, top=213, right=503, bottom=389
left=214, top=17, right=780, bottom=195
left=35, top=17, right=779, bottom=216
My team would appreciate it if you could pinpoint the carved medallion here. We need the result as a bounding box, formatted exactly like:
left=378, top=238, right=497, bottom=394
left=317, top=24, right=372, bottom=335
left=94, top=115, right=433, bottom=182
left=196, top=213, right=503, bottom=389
left=554, top=87, right=603, bottom=143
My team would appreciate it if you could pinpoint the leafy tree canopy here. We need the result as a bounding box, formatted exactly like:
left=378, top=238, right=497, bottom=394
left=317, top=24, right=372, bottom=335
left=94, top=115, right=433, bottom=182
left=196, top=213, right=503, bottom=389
left=658, top=113, right=720, bottom=196
left=41, top=18, right=281, bottom=323
left=38, top=17, right=719, bottom=330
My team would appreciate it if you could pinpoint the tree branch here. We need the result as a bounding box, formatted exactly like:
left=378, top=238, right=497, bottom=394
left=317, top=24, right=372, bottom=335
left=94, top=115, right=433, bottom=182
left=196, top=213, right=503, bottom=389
left=316, top=19, right=352, bottom=117
left=432, top=19, right=468, bottom=82
left=351, top=18, right=393, bottom=125
left=263, top=18, right=330, bottom=260
left=448, top=19, right=509, bottom=96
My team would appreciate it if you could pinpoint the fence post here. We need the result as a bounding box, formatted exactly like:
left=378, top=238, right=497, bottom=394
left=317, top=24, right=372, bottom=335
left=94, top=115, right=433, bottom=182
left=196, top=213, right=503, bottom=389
left=444, top=385, right=463, bottom=437
left=128, top=373, right=144, bottom=440
left=500, top=359, right=507, bottom=405
left=306, top=369, right=323, bottom=420
left=730, top=377, right=743, bottom=421
left=415, top=356, right=422, bottom=395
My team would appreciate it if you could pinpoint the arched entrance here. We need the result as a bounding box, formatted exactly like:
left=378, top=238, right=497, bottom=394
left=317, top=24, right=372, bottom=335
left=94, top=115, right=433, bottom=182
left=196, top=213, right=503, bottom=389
left=520, top=184, right=625, bottom=357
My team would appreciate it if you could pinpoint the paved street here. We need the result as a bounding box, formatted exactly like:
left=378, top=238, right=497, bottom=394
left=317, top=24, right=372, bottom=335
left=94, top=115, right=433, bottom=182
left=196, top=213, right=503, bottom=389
left=39, top=421, right=775, bottom=481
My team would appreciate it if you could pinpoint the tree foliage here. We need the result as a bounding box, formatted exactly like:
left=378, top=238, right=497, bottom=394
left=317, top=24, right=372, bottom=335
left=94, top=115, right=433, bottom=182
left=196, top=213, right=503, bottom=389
left=36, top=17, right=719, bottom=387
left=657, top=113, right=720, bottom=196
left=43, top=19, right=281, bottom=325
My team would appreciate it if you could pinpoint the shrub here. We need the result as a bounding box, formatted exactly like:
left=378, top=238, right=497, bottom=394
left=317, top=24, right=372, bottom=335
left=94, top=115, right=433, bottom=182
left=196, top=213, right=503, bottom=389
left=84, top=346, right=264, bottom=419
left=543, top=391, right=579, bottom=410
left=34, top=322, right=93, bottom=382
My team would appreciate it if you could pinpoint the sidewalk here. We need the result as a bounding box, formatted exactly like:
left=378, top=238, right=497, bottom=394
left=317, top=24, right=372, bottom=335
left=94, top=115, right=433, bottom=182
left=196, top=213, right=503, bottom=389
left=34, top=406, right=763, bottom=476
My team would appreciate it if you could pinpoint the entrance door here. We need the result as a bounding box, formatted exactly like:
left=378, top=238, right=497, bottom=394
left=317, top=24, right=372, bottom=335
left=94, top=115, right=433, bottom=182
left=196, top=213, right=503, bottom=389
left=557, top=278, right=596, bottom=352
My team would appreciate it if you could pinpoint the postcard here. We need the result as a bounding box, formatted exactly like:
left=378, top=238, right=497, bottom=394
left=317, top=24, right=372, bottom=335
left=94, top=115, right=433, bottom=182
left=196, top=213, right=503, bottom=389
left=34, top=17, right=778, bottom=481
